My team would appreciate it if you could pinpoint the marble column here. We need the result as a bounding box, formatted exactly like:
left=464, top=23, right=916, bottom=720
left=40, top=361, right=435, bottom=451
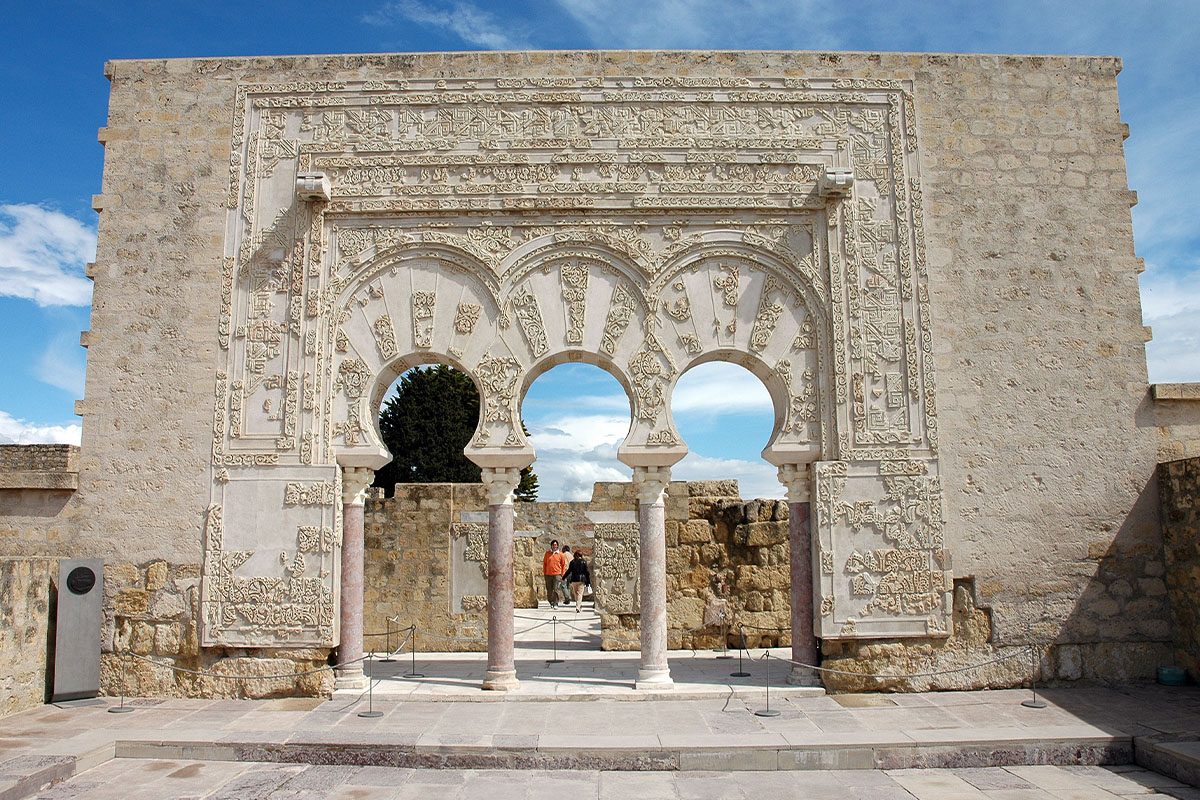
left=481, top=466, right=521, bottom=691
left=336, top=466, right=374, bottom=690
left=779, top=463, right=821, bottom=687
left=633, top=465, right=674, bottom=690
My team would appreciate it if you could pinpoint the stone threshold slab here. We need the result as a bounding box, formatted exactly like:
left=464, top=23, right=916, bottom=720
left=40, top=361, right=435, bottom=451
left=6, top=721, right=1199, bottom=799
left=332, top=685, right=827, bottom=702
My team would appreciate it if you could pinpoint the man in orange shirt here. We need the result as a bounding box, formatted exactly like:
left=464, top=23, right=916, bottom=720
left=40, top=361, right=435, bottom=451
left=542, top=539, right=566, bottom=608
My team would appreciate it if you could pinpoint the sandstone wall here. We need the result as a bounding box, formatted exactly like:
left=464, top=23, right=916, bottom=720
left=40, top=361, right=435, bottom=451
left=0, top=558, right=54, bottom=717
left=0, top=50, right=1171, bottom=694
left=1147, top=385, right=1200, bottom=462
left=1158, top=457, right=1200, bottom=680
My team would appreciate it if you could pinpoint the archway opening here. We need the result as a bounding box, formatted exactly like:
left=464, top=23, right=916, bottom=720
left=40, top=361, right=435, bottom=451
left=515, top=362, right=634, bottom=652
left=668, top=360, right=794, bottom=651
left=671, top=361, right=784, bottom=499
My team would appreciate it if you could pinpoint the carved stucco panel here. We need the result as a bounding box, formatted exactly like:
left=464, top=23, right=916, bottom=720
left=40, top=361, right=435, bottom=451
left=208, top=74, right=941, bottom=645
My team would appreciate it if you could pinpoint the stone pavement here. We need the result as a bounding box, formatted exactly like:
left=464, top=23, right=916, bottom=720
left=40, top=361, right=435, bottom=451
left=23, top=760, right=1200, bottom=800
left=356, top=602, right=824, bottom=699
left=2, top=608, right=1198, bottom=798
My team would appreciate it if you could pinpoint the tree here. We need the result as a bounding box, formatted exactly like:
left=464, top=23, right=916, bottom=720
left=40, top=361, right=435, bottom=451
left=373, top=365, right=538, bottom=501
left=514, top=421, right=539, bottom=502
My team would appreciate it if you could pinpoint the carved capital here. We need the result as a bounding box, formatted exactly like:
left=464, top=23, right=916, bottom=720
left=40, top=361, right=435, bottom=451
left=777, top=463, right=812, bottom=505
left=341, top=466, right=374, bottom=506
left=632, top=465, right=671, bottom=506
left=481, top=466, right=521, bottom=506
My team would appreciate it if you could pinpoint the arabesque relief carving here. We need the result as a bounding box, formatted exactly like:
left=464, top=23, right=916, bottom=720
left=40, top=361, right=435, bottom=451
left=204, top=74, right=943, bottom=646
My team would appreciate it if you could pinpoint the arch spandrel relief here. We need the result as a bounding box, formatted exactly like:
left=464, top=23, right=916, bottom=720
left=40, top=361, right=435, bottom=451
left=203, top=75, right=945, bottom=647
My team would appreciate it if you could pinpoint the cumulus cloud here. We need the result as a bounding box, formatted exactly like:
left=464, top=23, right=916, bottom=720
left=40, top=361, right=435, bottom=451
left=526, top=412, right=630, bottom=500
left=1141, top=264, right=1200, bottom=383
left=672, top=362, right=773, bottom=417
left=363, top=1, right=529, bottom=49
left=0, top=410, right=81, bottom=445
left=0, top=204, right=95, bottom=307
left=552, top=0, right=839, bottom=50
left=35, top=331, right=87, bottom=396
left=673, top=451, right=784, bottom=500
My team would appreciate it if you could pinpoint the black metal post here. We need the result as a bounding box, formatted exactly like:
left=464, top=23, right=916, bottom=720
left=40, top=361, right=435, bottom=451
left=547, top=616, right=564, bottom=664
left=755, top=653, right=781, bottom=717
left=731, top=624, right=751, bottom=678
left=108, top=649, right=134, bottom=714
left=381, top=616, right=396, bottom=663
left=358, top=653, right=383, bottom=718
left=404, top=626, right=424, bottom=679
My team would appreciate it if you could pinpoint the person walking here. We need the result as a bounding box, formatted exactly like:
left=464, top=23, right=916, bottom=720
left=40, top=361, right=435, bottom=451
left=565, top=551, right=592, bottom=613
left=542, top=540, right=566, bottom=608
left=559, top=545, right=572, bottom=606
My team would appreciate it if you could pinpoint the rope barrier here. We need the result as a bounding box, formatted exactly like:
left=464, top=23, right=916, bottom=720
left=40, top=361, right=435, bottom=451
left=112, top=617, right=1035, bottom=688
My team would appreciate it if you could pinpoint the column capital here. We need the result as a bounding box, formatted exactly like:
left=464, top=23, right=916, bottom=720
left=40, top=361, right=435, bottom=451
left=632, top=465, right=671, bottom=506
left=777, top=463, right=812, bottom=504
left=341, top=466, right=374, bottom=506
left=481, top=466, right=521, bottom=506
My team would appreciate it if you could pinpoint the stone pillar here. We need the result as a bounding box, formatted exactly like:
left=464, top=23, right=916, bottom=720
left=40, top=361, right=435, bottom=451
left=779, top=463, right=820, bottom=687
left=481, top=466, right=522, bottom=691
left=336, top=466, right=374, bottom=690
left=633, top=465, right=673, bottom=690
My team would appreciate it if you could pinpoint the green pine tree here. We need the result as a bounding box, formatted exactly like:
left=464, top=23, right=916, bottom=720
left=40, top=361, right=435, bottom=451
left=374, top=365, right=539, bottom=499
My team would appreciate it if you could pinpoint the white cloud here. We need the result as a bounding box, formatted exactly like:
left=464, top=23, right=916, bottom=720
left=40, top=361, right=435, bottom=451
left=673, top=451, right=784, bottom=500
left=35, top=331, right=87, bottom=396
left=553, top=0, right=839, bottom=50
left=1142, top=265, right=1200, bottom=383
left=364, top=1, right=529, bottom=49
left=526, top=412, right=630, bottom=499
left=672, top=362, right=773, bottom=417
left=0, top=204, right=95, bottom=307
left=0, top=410, right=80, bottom=445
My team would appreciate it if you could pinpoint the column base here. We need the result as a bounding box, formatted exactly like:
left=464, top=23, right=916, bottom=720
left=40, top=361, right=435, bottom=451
left=635, top=668, right=674, bottom=690
left=786, top=666, right=822, bottom=687
left=482, top=669, right=520, bottom=691
left=335, top=669, right=367, bottom=691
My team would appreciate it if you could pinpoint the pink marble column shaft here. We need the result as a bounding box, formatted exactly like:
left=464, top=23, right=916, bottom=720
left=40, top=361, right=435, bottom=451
left=789, top=501, right=819, bottom=671
left=483, top=500, right=518, bottom=690
left=336, top=466, right=373, bottom=690
left=635, top=467, right=673, bottom=690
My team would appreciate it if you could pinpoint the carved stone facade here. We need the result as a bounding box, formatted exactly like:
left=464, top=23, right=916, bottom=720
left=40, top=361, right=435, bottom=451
left=0, top=50, right=1176, bottom=694
left=204, top=66, right=946, bottom=647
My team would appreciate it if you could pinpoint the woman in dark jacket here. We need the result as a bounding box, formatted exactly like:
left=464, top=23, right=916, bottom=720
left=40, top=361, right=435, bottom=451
left=564, top=551, right=591, bottom=612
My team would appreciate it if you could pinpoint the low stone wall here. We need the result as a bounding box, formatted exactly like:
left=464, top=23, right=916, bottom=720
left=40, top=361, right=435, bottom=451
left=0, top=558, right=54, bottom=716
left=1159, top=456, right=1200, bottom=681
left=100, top=560, right=331, bottom=699
left=1149, top=384, right=1200, bottom=462
left=599, top=480, right=796, bottom=651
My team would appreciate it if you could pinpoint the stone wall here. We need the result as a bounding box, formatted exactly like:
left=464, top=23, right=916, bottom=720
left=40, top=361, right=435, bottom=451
left=0, top=50, right=1178, bottom=694
left=1158, top=457, right=1200, bottom=681
left=1148, top=385, right=1200, bottom=462
left=0, top=559, right=54, bottom=717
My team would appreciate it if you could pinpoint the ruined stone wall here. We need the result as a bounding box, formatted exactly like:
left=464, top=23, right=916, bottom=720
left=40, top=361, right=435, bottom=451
left=364, top=483, right=489, bottom=652
left=599, top=480, right=798, bottom=651
left=0, top=558, right=54, bottom=716
left=1148, top=385, right=1200, bottom=462
left=0, top=50, right=1170, bottom=695
left=1158, top=457, right=1200, bottom=681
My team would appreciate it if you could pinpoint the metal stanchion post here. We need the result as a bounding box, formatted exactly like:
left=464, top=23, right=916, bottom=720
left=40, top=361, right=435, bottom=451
left=716, top=615, right=732, bottom=659
left=731, top=624, right=751, bottom=678
left=358, top=653, right=383, bottom=718
left=547, top=616, right=563, bottom=664
left=404, top=626, right=424, bottom=679
left=108, top=649, right=134, bottom=714
left=381, top=616, right=396, bottom=663
left=754, top=653, right=781, bottom=718
left=1021, top=642, right=1047, bottom=709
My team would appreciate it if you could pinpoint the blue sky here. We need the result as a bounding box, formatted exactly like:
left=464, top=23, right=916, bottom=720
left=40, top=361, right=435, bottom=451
left=2, top=1, right=1197, bottom=500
